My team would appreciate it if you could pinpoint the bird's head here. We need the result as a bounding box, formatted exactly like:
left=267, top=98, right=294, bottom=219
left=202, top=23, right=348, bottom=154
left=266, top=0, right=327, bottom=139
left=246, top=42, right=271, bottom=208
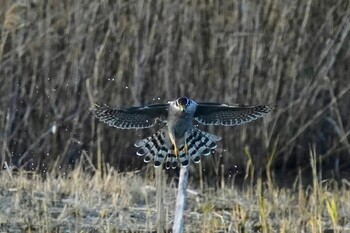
left=169, top=97, right=197, bottom=113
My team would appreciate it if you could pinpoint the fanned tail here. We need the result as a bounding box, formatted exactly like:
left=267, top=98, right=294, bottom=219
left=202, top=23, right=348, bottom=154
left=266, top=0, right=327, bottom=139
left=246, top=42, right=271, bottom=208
left=134, top=128, right=180, bottom=169
left=134, top=128, right=221, bottom=168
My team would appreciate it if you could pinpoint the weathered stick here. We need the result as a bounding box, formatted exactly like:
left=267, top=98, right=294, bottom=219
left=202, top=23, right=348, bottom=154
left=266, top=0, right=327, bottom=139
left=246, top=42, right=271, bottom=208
left=172, top=166, right=189, bottom=233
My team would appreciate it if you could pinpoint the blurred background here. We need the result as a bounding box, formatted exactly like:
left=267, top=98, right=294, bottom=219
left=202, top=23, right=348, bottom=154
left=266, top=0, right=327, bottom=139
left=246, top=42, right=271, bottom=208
left=0, top=0, right=350, bottom=186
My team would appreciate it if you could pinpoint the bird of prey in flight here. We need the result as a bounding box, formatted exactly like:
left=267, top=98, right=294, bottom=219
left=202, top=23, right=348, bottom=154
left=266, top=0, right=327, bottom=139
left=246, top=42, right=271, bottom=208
left=91, top=97, right=273, bottom=169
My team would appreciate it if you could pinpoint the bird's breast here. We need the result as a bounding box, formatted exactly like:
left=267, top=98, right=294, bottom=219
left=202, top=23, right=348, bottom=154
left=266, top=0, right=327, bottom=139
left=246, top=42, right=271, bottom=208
left=168, top=116, right=193, bottom=139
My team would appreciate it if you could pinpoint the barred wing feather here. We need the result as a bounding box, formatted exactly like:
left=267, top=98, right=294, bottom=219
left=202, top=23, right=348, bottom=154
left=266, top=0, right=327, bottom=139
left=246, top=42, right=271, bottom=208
left=90, top=103, right=169, bottom=129
left=194, top=103, right=273, bottom=126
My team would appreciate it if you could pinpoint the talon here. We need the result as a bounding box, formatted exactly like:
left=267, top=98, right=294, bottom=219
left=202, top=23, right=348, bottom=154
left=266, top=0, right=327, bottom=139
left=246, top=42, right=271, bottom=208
left=169, top=134, right=179, bottom=158
left=183, top=143, right=188, bottom=154
left=174, top=144, right=179, bottom=158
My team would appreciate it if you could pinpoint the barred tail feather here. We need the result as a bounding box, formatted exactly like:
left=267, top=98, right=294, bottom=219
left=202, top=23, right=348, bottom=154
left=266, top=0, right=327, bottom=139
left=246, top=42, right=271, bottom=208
left=178, top=145, right=190, bottom=167
left=135, top=128, right=221, bottom=168
left=187, top=129, right=221, bottom=164
left=134, top=129, right=167, bottom=167
left=165, top=148, right=178, bottom=169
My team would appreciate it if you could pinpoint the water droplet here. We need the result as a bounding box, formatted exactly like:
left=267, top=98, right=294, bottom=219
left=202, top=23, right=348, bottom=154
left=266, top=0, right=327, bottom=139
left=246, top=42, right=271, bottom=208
left=51, top=124, right=57, bottom=134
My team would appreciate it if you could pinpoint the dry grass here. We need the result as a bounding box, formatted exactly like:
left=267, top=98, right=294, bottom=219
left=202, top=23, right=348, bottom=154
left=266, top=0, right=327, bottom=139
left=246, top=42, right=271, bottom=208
left=1, top=0, right=350, bottom=232
left=0, top=152, right=349, bottom=232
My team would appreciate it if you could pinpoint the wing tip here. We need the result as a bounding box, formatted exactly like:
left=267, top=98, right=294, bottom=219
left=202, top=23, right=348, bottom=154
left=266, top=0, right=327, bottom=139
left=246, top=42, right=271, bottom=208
left=259, top=105, right=271, bottom=111
left=89, top=103, right=109, bottom=115
left=260, top=104, right=276, bottom=113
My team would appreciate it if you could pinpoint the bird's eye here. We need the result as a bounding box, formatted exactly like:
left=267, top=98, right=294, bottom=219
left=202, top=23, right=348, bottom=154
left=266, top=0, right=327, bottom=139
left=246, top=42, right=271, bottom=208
left=177, top=97, right=189, bottom=106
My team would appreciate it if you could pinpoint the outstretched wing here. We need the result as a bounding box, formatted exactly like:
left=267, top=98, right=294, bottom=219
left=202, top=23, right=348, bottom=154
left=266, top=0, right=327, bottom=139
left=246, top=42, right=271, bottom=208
left=90, top=103, right=169, bottom=129
left=194, top=102, right=273, bottom=126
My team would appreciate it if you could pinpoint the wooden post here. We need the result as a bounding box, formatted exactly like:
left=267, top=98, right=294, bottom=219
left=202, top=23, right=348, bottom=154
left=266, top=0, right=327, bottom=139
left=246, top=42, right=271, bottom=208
left=172, top=166, right=189, bottom=233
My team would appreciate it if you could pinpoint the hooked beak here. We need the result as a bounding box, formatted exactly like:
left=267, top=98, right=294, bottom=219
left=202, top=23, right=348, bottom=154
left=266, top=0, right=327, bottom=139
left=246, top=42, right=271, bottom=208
left=178, top=105, right=186, bottom=112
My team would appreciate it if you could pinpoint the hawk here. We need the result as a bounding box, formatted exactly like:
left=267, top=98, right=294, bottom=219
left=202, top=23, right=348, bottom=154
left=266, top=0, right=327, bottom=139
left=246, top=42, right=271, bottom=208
left=90, top=97, right=273, bottom=169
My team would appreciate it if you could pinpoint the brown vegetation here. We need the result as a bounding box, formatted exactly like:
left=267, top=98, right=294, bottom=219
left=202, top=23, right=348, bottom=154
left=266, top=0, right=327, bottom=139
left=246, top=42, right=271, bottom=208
left=1, top=0, right=350, bottom=231
left=0, top=154, right=348, bottom=232
left=1, top=0, right=350, bottom=182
